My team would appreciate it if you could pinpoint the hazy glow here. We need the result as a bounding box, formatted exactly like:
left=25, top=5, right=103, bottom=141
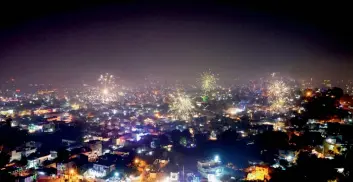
left=98, top=73, right=117, bottom=103
left=102, top=88, right=108, bottom=95
left=226, top=107, right=244, bottom=115
left=246, top=166, right=270, bottom=181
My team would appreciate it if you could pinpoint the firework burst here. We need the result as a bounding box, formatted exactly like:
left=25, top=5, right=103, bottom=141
left=267, top=80, right=290, bottom=112
left=169, top=91, right=195, bottom=121
left=200, top=71, right=218, bottom=95
left=98, top=73, right=117, bottom=103
left=269, top=97, right=286, bottom=111
left=268, top=80, right=289, bottom=98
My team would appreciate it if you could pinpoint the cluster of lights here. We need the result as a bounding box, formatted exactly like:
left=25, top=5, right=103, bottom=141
left=169, top=91, right=195, bottom=121
left=267, top=80, right=290, bottom=112
left=98, top=73, right=118, bottom=103
left=246, top=166, right=270, bottom=181
left=200, top=71, right=218, bottom=95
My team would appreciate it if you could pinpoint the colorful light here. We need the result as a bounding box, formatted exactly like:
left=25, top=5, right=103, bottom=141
left=246, top=166, right=270, bottom=181
left=98, top=73, right=118, bottom=103
left=200, top=70, right=218, bottom=95
left=214, top=155, right=220, bottom=162
left=268, top=80, right=290, bottom=112
left=169, top=91, right=195, bottom=121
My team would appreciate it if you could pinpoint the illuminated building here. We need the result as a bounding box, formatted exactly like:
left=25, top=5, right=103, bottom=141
left=13, top=173, right=37, bottom=182
left=84, top=161, right=116, bottom=178
left=344, top=80, right=353, bottom=95
left=323, top=137, right=345, bottom=157
left=27, top=151, right=56, bottom=169
left=273, top=121, right=285, bottom=131
left=170, top=172, right=179, bottom=181
left=18, top=110, right=32, bottom=116
left=62, top=139, right=76, bottom=146
left=71, top=103, right=80, bottom=110
left=278, top=150, right=297, bottom=164
left=57, top=161, right=76, bottom=176
left=226, top=107, right=245, bottom=115
left=42, top=122, right=55, bottom=132
left=37, top=90, right=56, bottom=95
left=10, top=119, right=18, bottom=127
left=197, top=157, right=223, bottom=180
left=34, top=108, right=52, bottom=115
left=28, top=124, right=42, bottom=133
left=209, top=131, right=217, bottom=140
left=0, top=109, right=14, bottom=116
left=301, top=78, right=314, bottom=89
left=323, top=80, right=332, bottom=88
left=10, top=142, right=41, bottom=162
left=45, top=112, right=73, bottom=122
left=245, top=166, right=270, bottom=181
left=27, top=122, right=54, bottom=133
left=115, top=137, right=126, bottom=147
left=10, top=150, right=22, bottom=162
left=86, top=140, right=103, bottom=156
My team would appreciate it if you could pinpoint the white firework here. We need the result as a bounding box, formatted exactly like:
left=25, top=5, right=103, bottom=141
left=200, top=71, right=218, bottom=94
left=169, top=91, right=195, bottom=121
left=98, top=73, right=117, bottom=103
left=267, top=80, right=290, bottom=112
left=268, top=80, right=289, bottom=99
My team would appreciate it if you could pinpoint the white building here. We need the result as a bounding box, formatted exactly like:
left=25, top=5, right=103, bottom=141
left=197, top=158, right=223, bottom=180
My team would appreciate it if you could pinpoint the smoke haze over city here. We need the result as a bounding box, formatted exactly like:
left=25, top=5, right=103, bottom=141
left=0, top=1, right=352, bottom=87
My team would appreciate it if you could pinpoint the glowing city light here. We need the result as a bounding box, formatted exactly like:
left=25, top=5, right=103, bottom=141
left=163, top=177, right=170, bottom=182
left=285, top=155, right=293, bottom=162
left=246, top=166, right=270, bottom=181
left=69, top=169, right=75, bottom=175
left=226, top=107, right=244, bottom=115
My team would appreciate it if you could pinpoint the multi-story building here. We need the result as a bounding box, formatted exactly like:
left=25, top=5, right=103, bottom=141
left=86, top=140, right=102, bottom=156
left=197, top=157, right=223, bottom=181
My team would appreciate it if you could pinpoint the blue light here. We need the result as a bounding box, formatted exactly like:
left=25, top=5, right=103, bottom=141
left=214, top=155, right=220, bottom=162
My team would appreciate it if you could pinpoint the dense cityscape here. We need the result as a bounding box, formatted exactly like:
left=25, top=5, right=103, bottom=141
left=1, top=73, right=353, bottom=182
left=1, top=1, right=353, bottom=182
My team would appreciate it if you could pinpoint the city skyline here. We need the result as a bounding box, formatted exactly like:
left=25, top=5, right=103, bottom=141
left=1, top=2, right=353, bottom=181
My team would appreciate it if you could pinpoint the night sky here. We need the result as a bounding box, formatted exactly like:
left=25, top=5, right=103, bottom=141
left=0, top=1, right=352, bottom=86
